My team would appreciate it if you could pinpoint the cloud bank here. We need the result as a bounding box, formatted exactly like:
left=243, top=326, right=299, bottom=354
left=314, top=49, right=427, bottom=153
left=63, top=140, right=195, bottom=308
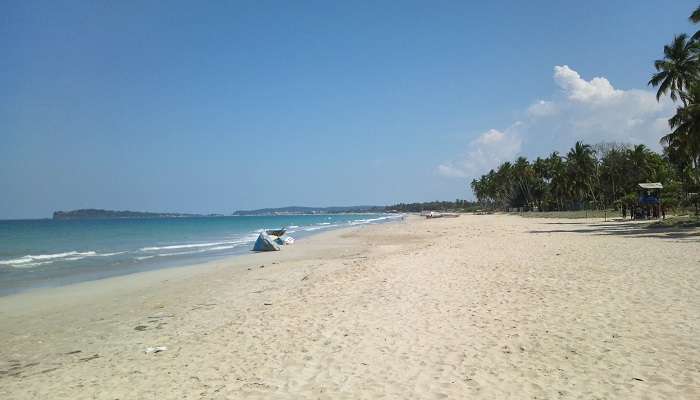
left=437, top=127, right=522, bottom=178
left=439, top=65, right=674, bottom=180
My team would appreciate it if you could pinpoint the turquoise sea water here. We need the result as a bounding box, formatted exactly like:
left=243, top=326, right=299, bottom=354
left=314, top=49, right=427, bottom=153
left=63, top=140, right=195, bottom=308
left=0, top=214, right=401, bottom=296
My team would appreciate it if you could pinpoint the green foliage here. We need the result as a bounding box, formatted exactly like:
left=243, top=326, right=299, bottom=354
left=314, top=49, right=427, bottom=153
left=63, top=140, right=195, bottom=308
left=470, top=141, right=681, bottom=211
left=471, top=4, right=700, bottom=212
left=647, top=5, right=700, bottom=188
left=649, top=34, right=700, bottom=103
left=386, top=199, right=478, bottom=213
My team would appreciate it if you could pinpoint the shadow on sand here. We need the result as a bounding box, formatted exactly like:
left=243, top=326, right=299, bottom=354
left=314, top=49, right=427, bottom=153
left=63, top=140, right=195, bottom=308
left=530, top=220, right=700, bottom=242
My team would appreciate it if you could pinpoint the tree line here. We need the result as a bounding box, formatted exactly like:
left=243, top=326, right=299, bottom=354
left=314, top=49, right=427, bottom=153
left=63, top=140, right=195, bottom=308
left=471, top=5, right=700, bottom=212
left=469, top=142, right=687, bottom=211
left=386, top=199, right=477, bottom=213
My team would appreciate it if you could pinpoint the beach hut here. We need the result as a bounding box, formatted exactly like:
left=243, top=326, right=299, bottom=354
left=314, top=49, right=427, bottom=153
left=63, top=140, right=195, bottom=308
left=636, top=182, right=663, bottom=219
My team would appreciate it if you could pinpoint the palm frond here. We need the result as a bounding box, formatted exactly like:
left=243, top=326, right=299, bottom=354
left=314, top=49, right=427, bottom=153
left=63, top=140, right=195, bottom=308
left=690, top=5, right=700, bottom=23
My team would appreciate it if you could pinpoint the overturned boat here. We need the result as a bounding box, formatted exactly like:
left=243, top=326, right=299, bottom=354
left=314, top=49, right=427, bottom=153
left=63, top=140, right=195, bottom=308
left=424, top=211, right=459, bottom=219
left=265, top=228, right=286, bottom=237
left=253, top=232, right=280, bottom=252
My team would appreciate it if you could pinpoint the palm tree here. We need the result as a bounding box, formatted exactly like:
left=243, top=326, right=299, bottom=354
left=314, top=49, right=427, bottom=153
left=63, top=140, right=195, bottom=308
left=649, top=34, right=700, bottom=104
left=691, top=5, right=700, bottom=23
left=628, top=144, right=653, bottom=179
left=546, top=152, right=568, bottom=210
left=599, top=146, right=627, bottom=206
left=494, top=162, right=514, bottom=208
left=512, top=157, right=534, bottom=208
left=664, top=84, right=700, bottom=172
left=566, top=142, right=598, bottom=207
left=691, top=5, right=700, bottom=40
left=470, top=178, right=486, bottom=207
left=531, top=157, right=550, bottom=210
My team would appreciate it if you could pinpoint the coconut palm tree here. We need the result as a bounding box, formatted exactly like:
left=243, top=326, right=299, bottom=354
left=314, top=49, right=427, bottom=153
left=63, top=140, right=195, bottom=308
left=691, top=5, right=700, bottom=40
left=649, top=34, right=700, bottom=104
left=566, top=142, right=598, bottom=206
left=599, top=146, right=628, bottom=206
left=545, top=151, right=568, bottom=210
left=691, top=5, right=700, bottom=23
left=512, top=157, right=534, bottom=208
left=626, top=144, right=657, bottom=189
left=664, top=84, right=700, bottom=172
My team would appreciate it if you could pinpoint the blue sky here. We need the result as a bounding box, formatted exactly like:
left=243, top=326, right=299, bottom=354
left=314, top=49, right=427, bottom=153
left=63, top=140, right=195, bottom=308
left=1, top=1, right=697, bottom=218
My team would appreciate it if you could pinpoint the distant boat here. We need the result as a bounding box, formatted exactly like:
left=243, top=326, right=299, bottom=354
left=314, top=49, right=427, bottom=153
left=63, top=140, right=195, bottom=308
left=423, top=212, right=460, bottom=219
left=265, top=228, right=286, bottom=237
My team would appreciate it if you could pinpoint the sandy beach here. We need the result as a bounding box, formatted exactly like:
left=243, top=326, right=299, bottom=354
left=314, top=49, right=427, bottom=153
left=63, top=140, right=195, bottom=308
left=1, top=214, right=698, bottom=399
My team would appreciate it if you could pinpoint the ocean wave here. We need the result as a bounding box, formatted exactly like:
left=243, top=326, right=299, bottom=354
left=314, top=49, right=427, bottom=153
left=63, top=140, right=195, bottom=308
left=206, top=245, right=238, bottom=251
left=141, top=240, right=247, bottom=252
left=8, top=260, right=55, bottom=269
left=98, top=251, right=127, bottom=257
left=303, top=224, right=340, bottom=231
left=153, top=242, right=246, bottom=258
left=0, top=249, right=131, bottom=268
left=156, top=249, right=208, bottom=257
left=348, top=215, right=400, bottom=225
left=0, top=251, right=98, bottom=266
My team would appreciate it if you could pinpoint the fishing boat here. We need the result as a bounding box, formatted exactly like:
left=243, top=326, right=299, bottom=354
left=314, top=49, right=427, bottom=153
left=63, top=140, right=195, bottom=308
left=424, top=212, right=443, bottom=219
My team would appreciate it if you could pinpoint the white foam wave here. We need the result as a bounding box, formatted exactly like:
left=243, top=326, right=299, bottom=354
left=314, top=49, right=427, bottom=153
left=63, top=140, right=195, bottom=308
left=141, top=240, right=248, bottom=252
left=156, top=250, right=203, bottom=257
left=141, top=242, right=223, bottom=251
left=207, top=245, right=237, bottom=251
left=303, top=224, right=339, bottom=231
left=98, top=251, right=127, bottom=257
left=348, top=215, right=401, bottom=225
left=9, top=260, right=55, bottom=269
left=153, top=242, right=247, bottom=258
left=0, top=251, right=97, bottom=266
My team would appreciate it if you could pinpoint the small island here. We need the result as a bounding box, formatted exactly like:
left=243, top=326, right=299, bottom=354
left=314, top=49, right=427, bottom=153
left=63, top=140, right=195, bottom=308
left=52, top=209, right=203, bottom=220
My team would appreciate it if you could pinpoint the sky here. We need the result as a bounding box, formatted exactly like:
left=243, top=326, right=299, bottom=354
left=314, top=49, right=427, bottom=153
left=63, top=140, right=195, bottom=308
left=1, top=0, right=698, bottom=219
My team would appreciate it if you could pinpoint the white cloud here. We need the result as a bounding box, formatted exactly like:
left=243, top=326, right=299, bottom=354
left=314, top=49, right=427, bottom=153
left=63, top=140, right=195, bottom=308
left=527, top=100, right=557, bottom=117
left=476, top=128, right=505, bottom=144
left=553, top=65, right=622, bottom=103
left=437, top=127, right=522, bottom=179
left=439, top=65, right=675, bottom=182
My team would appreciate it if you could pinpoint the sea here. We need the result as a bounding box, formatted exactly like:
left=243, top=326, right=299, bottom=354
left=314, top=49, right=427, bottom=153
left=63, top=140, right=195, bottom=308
left=0, top=213, right=402, bottom=296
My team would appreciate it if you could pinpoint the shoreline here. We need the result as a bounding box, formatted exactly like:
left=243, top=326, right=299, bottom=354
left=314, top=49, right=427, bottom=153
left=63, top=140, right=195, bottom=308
left=0, top=214, right=403, bottom=297
left=1, top=214, right=698, bottom=399
left=0, top=220, right=379, bottom=310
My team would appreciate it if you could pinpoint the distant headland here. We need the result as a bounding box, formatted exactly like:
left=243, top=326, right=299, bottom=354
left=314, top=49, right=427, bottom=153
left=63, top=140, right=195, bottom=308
left=231, top=206, right=384, bottom=216
left=52, top=200, right=476, bottom=219
left=52, top=209, right=211, bottom=220
left=50, top=207, right=385, bottom=220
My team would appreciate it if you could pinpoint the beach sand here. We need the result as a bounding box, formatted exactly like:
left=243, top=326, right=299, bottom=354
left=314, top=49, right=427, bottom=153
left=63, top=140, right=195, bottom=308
left=1, top=214, right=698, bottom=399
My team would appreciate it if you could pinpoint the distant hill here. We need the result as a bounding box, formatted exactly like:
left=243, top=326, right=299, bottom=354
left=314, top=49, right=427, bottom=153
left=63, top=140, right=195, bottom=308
left=52, top=209, right=203, bottom=220
left=232, top=206, right=385, bottom=216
